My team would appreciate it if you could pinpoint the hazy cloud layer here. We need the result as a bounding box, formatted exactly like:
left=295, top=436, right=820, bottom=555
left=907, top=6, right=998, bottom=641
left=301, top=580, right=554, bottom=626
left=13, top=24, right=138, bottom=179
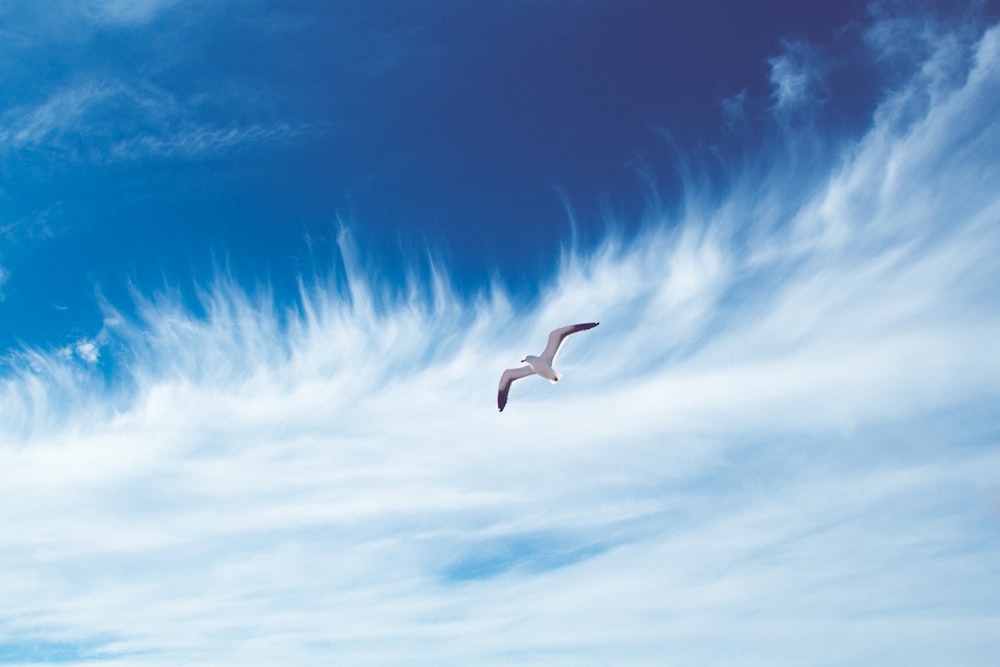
left=1, top=14, right=999, bottom=667
left=0, top=2, right=309, bottom=165
left=83, top=0, right=183, bottom=26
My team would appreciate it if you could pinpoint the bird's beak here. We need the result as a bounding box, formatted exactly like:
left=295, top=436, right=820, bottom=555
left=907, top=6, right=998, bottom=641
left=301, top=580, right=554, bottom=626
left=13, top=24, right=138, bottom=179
left=520, top=357, right=527, bottom=363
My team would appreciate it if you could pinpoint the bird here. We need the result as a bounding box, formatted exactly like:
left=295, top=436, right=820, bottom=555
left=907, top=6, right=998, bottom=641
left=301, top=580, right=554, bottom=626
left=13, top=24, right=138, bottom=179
left=497, top=322, right=599, bottom=412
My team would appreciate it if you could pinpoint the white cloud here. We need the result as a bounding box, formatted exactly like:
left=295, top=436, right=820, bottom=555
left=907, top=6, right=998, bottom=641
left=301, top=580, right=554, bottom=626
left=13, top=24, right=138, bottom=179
left=768, top=40, right=825, bottom=114
left=57, top=338, right=100, bottom=364
left=107, top=122, right=311, bottom=160
left=0, top=79, right=309, bottom=161
left=1, top=15, right=1000, bottom=667
left=0, top=265, right=7, bottom=300
left=0, top=80, right=118, bottom=150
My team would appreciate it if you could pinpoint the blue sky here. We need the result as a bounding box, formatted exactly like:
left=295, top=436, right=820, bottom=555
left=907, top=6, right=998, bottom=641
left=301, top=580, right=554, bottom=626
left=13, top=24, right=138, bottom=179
left=2, top=1, right=1000, bottom=665
left=0, top=0, right=886, bottom=347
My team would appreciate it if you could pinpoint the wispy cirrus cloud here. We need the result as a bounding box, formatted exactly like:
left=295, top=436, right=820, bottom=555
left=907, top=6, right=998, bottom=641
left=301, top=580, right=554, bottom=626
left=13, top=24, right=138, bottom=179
left=1, top=14, right=999, bottom=667
left=0, top=79, right=312, bottom=162
left=0, top=80, right=115, bottom=151
left=106, top=121, right=312, bottom=160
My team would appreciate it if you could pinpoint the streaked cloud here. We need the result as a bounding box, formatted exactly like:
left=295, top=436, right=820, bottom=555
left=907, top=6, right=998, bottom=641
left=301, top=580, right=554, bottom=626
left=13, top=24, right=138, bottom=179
left=107, top=122, right=312, bottom=160
left=0, top=79, right=311, bottom=161
left=1, top=13, right=999, bottom=667
left=0, top=81, right=115, bottom=151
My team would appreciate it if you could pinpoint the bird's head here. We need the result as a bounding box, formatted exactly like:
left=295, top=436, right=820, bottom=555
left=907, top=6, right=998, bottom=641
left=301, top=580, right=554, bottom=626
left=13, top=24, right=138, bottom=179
left=520, top=357, right=528, bottom=363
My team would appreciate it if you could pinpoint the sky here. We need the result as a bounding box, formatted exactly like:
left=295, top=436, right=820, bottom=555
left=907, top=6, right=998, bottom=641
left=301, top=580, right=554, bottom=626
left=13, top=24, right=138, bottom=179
left=2, top=0, right=1000, bottom=665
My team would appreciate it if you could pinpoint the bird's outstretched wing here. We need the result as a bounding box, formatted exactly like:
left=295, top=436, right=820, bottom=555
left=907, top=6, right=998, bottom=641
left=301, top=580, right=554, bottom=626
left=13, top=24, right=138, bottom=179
left=539, top=322, right=599, bottom=365
left=498, top=365, right=535, bottom=412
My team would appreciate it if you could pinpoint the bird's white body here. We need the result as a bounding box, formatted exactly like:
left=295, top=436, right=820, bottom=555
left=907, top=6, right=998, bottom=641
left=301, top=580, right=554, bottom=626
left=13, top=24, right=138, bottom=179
left=522, top=354, right=560, bottom=382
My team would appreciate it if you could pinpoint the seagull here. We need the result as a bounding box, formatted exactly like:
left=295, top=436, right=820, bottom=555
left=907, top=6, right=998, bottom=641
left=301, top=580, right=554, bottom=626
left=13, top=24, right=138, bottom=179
left=497, top=322, right=599, bottom=412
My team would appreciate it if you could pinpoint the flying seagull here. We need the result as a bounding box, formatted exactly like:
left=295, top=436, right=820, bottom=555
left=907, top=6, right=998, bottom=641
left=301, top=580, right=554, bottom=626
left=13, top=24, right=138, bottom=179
left=497, top=322, right=599, bottom=412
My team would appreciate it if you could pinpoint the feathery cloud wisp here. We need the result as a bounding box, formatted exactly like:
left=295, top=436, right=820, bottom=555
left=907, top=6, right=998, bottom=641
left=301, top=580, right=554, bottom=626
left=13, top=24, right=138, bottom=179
left=768, top=40, right=826, bottom=114
left=0, top=79, right=309, bottom=161
left=1, top=15, right=1000, bottom=667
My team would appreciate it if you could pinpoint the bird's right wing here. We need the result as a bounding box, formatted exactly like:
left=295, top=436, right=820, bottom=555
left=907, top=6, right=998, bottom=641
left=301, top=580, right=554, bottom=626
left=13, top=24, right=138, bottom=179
left=498, top=365, right=535, bottom=412
left=540, top=322, right=599, bottom=365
